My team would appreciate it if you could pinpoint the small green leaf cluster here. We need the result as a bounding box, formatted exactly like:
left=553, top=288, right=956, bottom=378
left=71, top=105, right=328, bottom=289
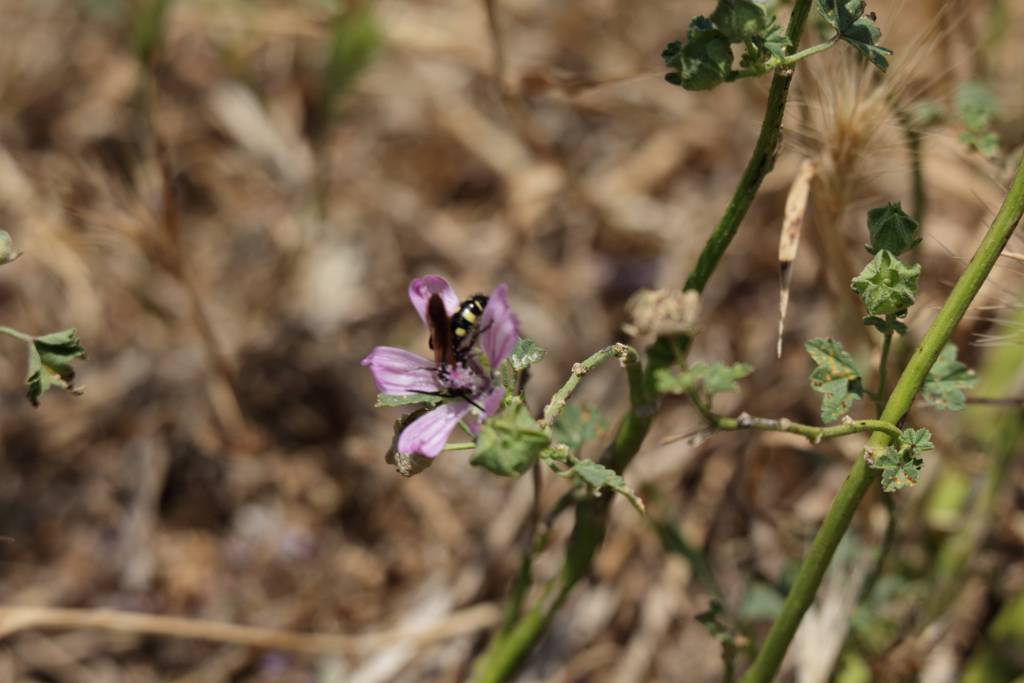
left=956, top=81, right=1001, bottom=158
left=922, top=343, right=977, bottom=411
left=815, top=0, right=892, bottom=71
left=558, top=459, right=645, bottom=513
left=25, top=330, right=87, bottom=406
left=0, top=231, right=87, bottom=406
left=869, top=427, right=934, bottom=492
left=472, top=399, right=549, bottom=476
left=654, top=361, right=753, bottom=400
left=805, top=338, right=863, bottom=422
left=854, top=203, right=920, bottom=335
left=662, top=1, right=788, bottom=91
left=662, top=0, right=892, bottom=93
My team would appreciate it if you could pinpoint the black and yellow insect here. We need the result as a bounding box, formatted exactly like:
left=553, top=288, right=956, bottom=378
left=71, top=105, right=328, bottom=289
left=426, top=293, right=489, bottom=367
left=451, top=294, right=488, bottom=355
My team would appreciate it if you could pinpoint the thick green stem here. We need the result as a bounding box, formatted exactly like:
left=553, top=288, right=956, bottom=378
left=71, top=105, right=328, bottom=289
left=471, top=3, right=817, bottom=681
left=741, top=151, right=1024, bottom=683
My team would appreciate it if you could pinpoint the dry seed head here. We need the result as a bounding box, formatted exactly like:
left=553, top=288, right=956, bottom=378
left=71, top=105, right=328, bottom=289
left=622, top=288, right=700, bottom=338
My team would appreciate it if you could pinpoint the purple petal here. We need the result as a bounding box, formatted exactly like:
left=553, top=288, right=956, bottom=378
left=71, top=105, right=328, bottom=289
left=480, top=283, right=519, bottom=367
left=409, top=275, right=460, bottom=326
left=362, top=347, right=439, bottom=394
left=466, top=387, right=505, bottom=436
left=397, top=401, right=471, bottom=457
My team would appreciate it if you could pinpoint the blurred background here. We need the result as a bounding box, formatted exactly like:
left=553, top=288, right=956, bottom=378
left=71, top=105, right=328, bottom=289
left=0, top=0, right=1022, bottom=681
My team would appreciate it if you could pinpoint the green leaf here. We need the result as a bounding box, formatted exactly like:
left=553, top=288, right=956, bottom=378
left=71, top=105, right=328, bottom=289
left=568, top=459, right=644, bottom=513
left=959, top=130, right=1002, bottom=158
left=654, top=362, right=753, bottom=397
left=862, top=315, right=907, bottom=336
left=375, top=393, right=445, bottom=408
left=710, top=0, right=772, bottom=41
left=816, top=0, right=893, bottom=71
left=0, top=230, right=22, bottom=265
left=873, top=449, right=922, bottom=492
left=956, top=81, right=998, bottom=132
left=471, top=400, right=550, bottom=477
left=922, top=344, right=977, bottom=411
left=551, top=404, right=608, bottom=454
left=866, top=203, right=920, bottom=256
left=899, top=427, right=934, bottom=454
left=869, top=427, right=933, bottom=492
left=509, top=338, right=546, bottom=372
left=806, top=338, right=863, bottom=422
left=26, top=329, right=87, bottom=406
left=851, top=250, right=921, bottom=316
left=663, top=17, right=734, bottom=91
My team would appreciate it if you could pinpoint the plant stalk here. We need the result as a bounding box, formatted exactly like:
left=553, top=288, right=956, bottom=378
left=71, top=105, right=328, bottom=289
left=740, top=151, right=1024, bottom=683
left=471, top=2, right=817, bottom=680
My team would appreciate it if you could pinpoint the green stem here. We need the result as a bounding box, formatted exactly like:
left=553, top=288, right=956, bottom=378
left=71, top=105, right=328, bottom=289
left=471, top=2, right=817, bottom=681
left=740, top=150, right=1024, bottom=683
left=875, top=327, right=893, bottom=411
left=712, top=413, right=902, bottom=443
left=688, top=388, right=901, bottom=443
left=0, top=326, right=33, bottom=343
left=735, top=39, right=837, bottom=79
left=681, top=5, right=815, bottom=297
left=539, top=344, right=640, bottom=431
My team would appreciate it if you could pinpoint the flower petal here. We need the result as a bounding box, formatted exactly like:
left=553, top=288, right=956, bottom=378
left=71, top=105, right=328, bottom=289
left=362, top=347, right=439, bottom=394
left=466, top=386, right=505, bottom=436
left=480, top=283, right=519, bottom=367
left=397, top=401, right=471, bottom=457
left=409, top=275, right=460, bottom=325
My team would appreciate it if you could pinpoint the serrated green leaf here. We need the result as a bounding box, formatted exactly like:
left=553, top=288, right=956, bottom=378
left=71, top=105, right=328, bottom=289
left=551, top=404, right=608, bottom=454
left=26, top=328, right=87, bottom=406
left=710, top=0, right=772, bottom=41
left=509, top=338, right=546, bottom=372
left=851, top=250, right=921, bottom=316
left=922, top=344, right=977, bottom=411
left=471, top=400, right=549, bottom=476
left=806, top=338, right=863, bottom=422
left=654, top=362, right=752, bottom=397
left=874, top=449, right=923, bottom=492
left=866, top=203, right=920, bottom=256
left=569, top=459, right=644, bottom=513
left=663, top=16, right=734, bottom=91
left=899, top=427, right=934, bottom=453
left=816, top=0, right=892, bottom=71
left=375, top=392, right=445, bottom=408
left=870, top=427, right=932, bottom=492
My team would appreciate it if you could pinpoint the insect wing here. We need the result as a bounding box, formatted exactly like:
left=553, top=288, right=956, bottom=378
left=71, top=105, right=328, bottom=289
left=426, top=294, right=456, bottom=366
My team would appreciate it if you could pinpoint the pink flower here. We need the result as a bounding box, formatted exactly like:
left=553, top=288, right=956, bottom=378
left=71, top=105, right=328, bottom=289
left=362, top=276, right=520, bottom=458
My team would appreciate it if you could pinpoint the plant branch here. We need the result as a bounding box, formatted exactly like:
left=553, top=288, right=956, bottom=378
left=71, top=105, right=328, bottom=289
left=709, top=412, right=902, bottom=444
left=470, top=2, right=818, bottom=680
left=740, top=150, right=1024, bottom=683
left=538, top=343, right=640, bottom=430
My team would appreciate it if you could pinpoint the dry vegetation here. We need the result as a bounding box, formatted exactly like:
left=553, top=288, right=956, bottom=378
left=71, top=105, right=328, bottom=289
left=0, top=0, right=1022, bottom=681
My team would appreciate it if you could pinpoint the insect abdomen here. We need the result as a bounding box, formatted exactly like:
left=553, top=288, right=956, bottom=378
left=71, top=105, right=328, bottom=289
left=451, top=295, right=488, bottom=348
